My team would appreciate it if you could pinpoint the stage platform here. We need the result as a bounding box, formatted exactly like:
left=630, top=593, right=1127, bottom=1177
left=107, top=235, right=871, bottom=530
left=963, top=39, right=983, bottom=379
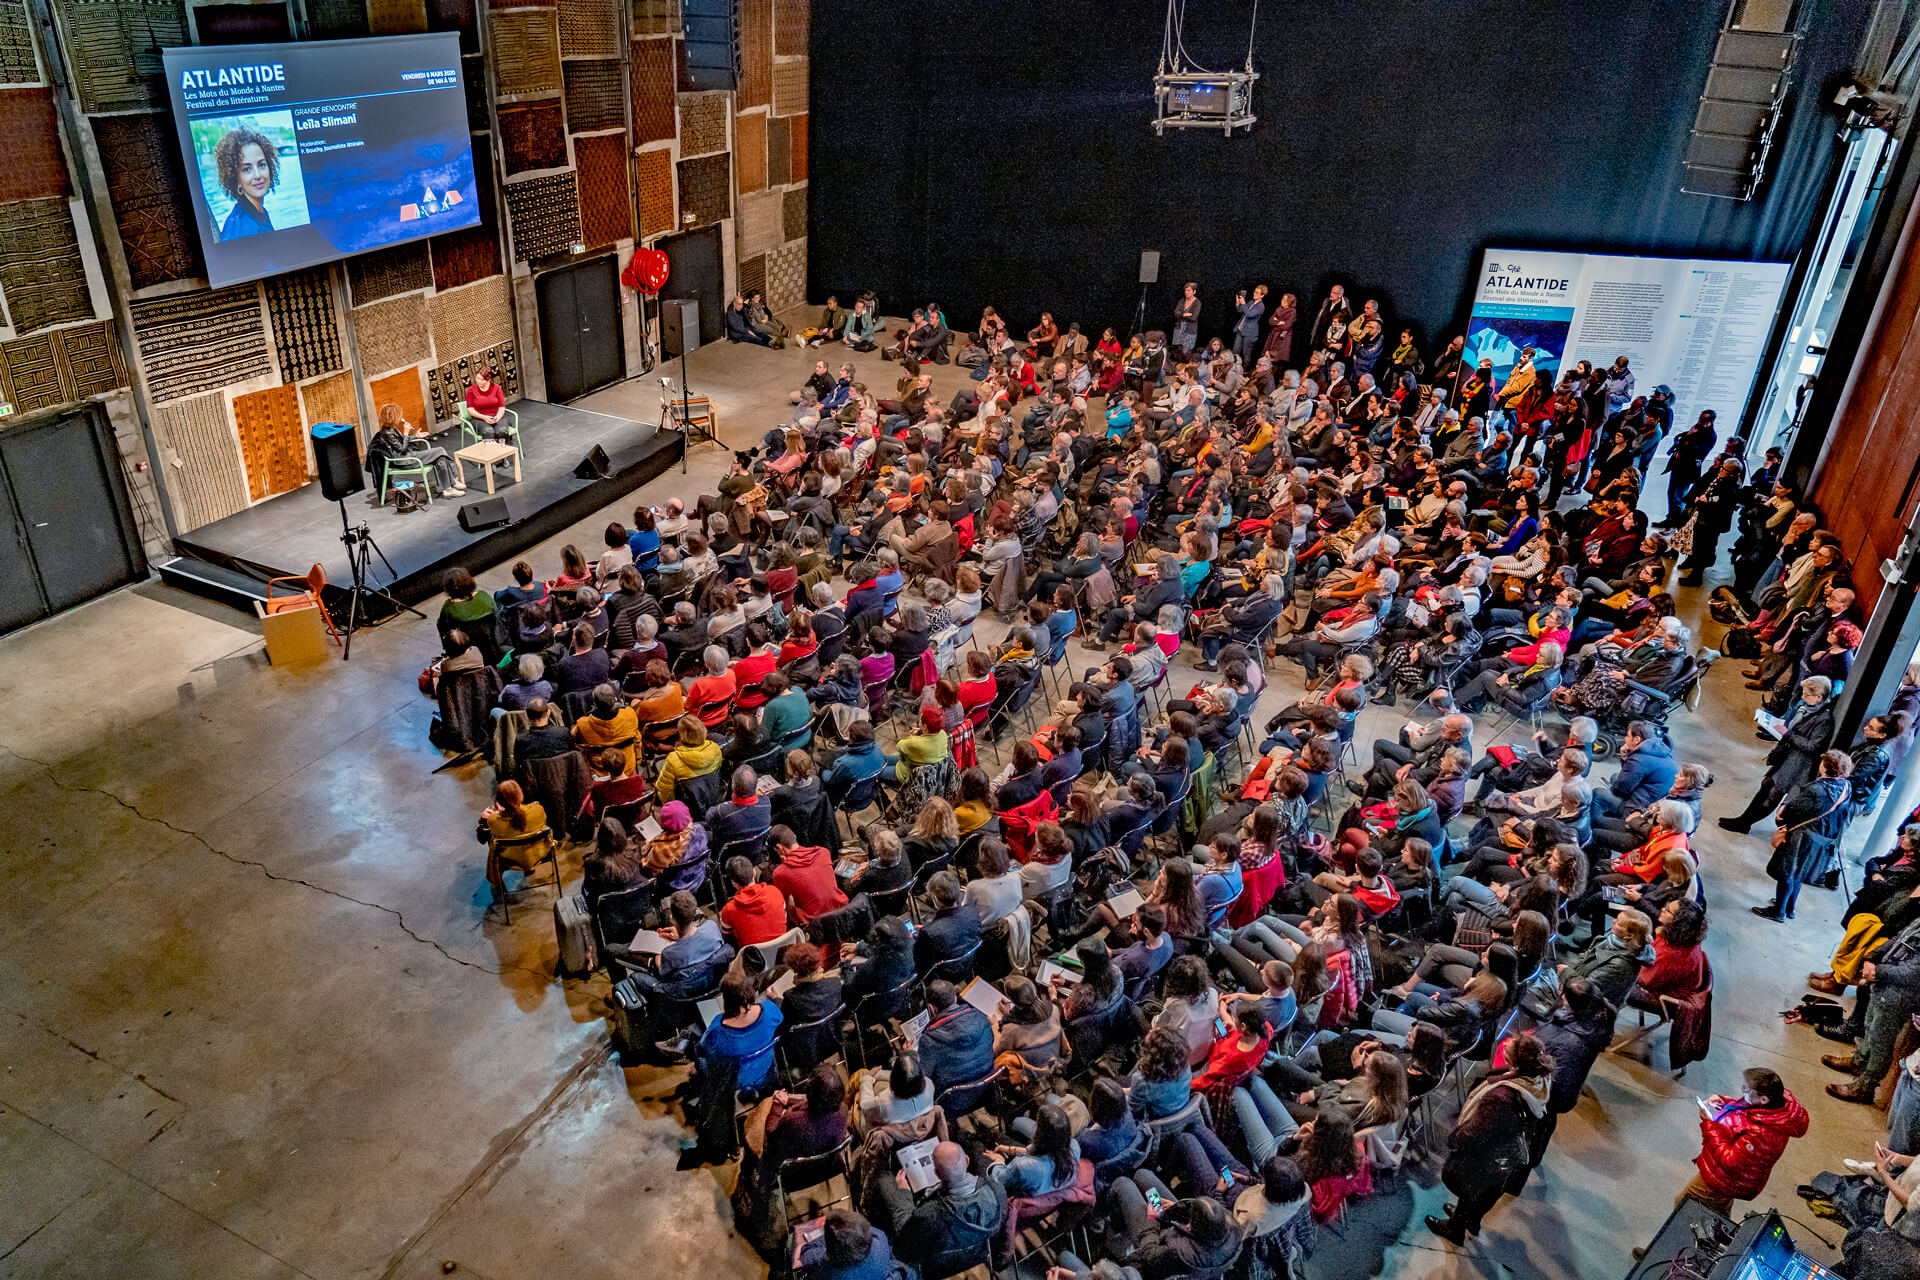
left=163, top=400, right=683, bottom=611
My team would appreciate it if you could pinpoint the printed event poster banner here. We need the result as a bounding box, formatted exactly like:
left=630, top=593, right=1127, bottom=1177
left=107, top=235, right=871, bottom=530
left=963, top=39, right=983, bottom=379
left=1462, top=248, right=1791, bottom=430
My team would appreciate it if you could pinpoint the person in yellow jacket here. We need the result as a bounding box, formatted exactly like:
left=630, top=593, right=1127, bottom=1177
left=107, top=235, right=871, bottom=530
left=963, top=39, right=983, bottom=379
left=654, top=715, right=723, bottom=803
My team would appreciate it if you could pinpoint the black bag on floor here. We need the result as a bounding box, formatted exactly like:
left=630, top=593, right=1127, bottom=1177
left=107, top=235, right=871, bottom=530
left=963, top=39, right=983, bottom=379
left=1722, top=625, right=1760, bottom=659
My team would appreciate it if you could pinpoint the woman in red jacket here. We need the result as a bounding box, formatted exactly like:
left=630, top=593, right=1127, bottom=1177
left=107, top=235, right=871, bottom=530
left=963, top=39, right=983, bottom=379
left=1628, top=899, right=1707, bottom=1013
left=1190, top=1004, right=1271, bottom=1116
left=1680, top=1067, right=1809, bottom=1214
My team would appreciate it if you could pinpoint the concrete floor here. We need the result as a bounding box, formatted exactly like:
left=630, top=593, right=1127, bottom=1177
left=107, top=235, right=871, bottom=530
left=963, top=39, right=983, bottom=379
left=0, top=319, right=1893, bottom=1278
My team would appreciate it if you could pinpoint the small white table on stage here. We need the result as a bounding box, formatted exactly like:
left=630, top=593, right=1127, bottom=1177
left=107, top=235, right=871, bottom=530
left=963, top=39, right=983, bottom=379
left=454, top=441, right=522, bottom=494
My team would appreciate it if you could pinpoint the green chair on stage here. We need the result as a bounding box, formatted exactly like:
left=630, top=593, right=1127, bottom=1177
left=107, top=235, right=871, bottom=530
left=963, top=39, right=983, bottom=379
left=459, top=404, right=523, bottom=456
left=379, top=455, right=433, bottom=505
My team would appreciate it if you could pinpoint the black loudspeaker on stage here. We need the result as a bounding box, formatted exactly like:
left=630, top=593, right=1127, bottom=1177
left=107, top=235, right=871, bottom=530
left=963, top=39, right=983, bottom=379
left=457, top=496, right=511, bottom=532
left=572, top=443, right=612, bottom=480
left=312, top=421, right=365, bottom=502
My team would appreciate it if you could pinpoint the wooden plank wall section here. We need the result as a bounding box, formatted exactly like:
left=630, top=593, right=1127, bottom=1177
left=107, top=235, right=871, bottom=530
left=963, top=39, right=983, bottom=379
left=1811, top=216, right=1920, bottom=613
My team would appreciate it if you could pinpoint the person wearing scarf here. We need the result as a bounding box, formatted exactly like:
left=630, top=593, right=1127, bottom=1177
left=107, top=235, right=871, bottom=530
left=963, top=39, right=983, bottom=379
left=1427, top=1033, right=1554, bottom=1243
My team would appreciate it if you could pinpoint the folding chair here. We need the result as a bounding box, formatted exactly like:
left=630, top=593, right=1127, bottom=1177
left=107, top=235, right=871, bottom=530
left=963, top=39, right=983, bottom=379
left=484, top=825, right=560, bottom=924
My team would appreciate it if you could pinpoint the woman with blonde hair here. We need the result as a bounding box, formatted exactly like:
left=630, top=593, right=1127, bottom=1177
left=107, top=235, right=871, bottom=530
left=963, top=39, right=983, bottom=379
left=369, top=401, right=462, bottom=496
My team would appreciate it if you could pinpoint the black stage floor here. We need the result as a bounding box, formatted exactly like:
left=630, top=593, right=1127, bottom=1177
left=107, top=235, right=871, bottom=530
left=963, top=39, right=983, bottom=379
left=170, top=400, right=683, bottom=608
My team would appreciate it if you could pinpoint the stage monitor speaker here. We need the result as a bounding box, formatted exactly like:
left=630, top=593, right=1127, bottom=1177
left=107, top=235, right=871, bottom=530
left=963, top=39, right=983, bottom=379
left=1139, top=250, right=1161, bottom=284
left=572, top=443, right=612, bottom=480
left=661, top=298, right=700, bottom=357
left=312, top=421, right=364, bottom=501
left=681, top=0, right=739, bottom=91
left=457, top=496, right=511, bottom=533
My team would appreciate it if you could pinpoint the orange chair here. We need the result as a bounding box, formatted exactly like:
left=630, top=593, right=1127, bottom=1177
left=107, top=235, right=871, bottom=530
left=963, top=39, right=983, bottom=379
left=264, top=564, right=342, bottom=644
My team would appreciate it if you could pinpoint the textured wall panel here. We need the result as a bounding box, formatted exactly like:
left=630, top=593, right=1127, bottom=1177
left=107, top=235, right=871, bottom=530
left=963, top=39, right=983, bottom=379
left=351, top=292, right=431, bottom=374
left=56, top=0, right=187, bottom=113
left=491, top=9, right=561, bottom=95
left=563, top=58, right=625, bottom=132
left=790, top=110, right=806, bottom=181
left=635, top=147, right=672, bottom=238
left=783, top=184, right=806, bottom=242
left=503, top=170, right=581, bottom=260
left=678, top=92, right=725, bottom=156
left=736, top=187, right=781, bottom=263
left=426, top=0, right=477, bottom=54
left=264, top=267, right=343, bottom=383
left=766, top=237, right=804, bottom=311
left=737, top=252, right=764, bottom=301
left=677, top=152, right=728, bottom=229
left=346, top=242, right=433, bottom=304
left=368, top=366, right=426, bottom=437
left=232, top=383, right=309, bottom=501
left=462, top=52, right=488, bottom=130
left=0, top=0, right=43, bottom=84
left=631, top=0, right=675, bottom=36
left=573, top=130, right=631, bottom=249
left=499, top=98, right=568, bottom=174
left=773, top=0, right=805, bottom=56
left=150, top=392, right=249, bottom=530
left=0, top=89, right=69, bottom=202
left=0, top=198, right=93, bottom=335
left=766, top=112, right=789, bottom=186
left=629, top=36, right=674, bottom=143
left=431, top=224, right=503, bottom=290
left=557, top=0, right=615, bottom=56
left=0, top=331, right=58, bottom=413
left=131, top=285, right=272, bottom=402
left=366, top=0, right=425, bottom=34
left=0, top=322, right=126, bottom=411
left=93, top=112, right=203, bottom=288
left=771, top=57, right=806, bottom=116
left=737, top=0, right=769, bottom=109
left=307, top=0, right=368, bottom=37
left=488, top=0, right=551, bottom=5
left=300, top=369, right=361, bottom=437
left=428, top=341, right=519, bottom=423
left=57, top=320, right=127, bottom=401
left=192, top=2, right=291, bottom=42
left=734, top=108, right=765, bottom=193
left=427, top=275, right=513, bottom=362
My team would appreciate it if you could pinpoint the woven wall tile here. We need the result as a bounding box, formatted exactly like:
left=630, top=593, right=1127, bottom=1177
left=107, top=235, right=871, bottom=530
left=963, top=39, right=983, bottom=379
left=351, top=292, right=431, bottom=375
left=766, top=112, right=789, bottom=186
left=300, top=369, right=361, bottom=438
left=558, top=0, right=616, bottom=56
left=462, top=53, right=489, bottom=130
left=737, top=252, right=764, bottom=301
left=58, top=319, right=127, bottom=401
left=772, top=58, right=807, bottom=116
left=679, top=92, right=726, bottom=156
left=55, top=0, right=187, bottom=113
left=428, top=341, right=519, bottom=423
left=735, top=108, right=766, bottom=193
left=564, top=58, right=625, bottom=132
left=492, top=9, right=561, bottom=96
left=0, top=198, right=93, bottom=335
left=635, top=147, right=672, bottom=238
left=573, top=130, right=631, bottom=249
left=783, top=184, right=806, bottom=242
left=346, top=242, right=433, bottom=304
left=430, top=133, right=501, bottom=289
left=504, top=170, right=581, bottom=260
left=264, top=267, right=343, bottom=383
left=631, top=0, right=675, bottom=36
left=306, top=0, right=369, bottom=38
left=499, top=98, right=568, bottom=174
left=232, top=383, right=309, bottom=501
left=427, top=0, right=478, bottom=54
left=736, top=187, right=781, bottom=263
left=489, top=0, right=551, bottom=5
left=766, top=236, right=804, bottom=312
left=737, top=0, right=769, bottom=109
left=93, top=112, right=202, bottom=289
left=630, top=36, right=674, bottom=143
left=150, top=391, right=248, bottom=531
left=193, top=2, right=291, bottom=42
left=790, top=111, right=807, bottom=181
left=368, top=366, right=426, bottom=439
left=773, top=0, right=805, bottom=56
left=677, top=152, right=728, bottom=230
left=131, top=284, right=271, bottom=403
left=427, top=275, right=513, bottom=361
left=0, top=331, right=58, bottom=412
left=367, top=0, right=425, bottom=35
left=0, top=89, right=67, bottom=202
left=0, top=0, right=43, bottom=85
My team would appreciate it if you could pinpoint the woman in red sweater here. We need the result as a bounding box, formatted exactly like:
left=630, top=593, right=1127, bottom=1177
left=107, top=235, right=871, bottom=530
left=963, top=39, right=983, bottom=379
left=464, top=366, right=510, bottom=437
left=1190, top=1004, right=1271, bottom=1115
left=1630, top=898, right=1708, bottom=1010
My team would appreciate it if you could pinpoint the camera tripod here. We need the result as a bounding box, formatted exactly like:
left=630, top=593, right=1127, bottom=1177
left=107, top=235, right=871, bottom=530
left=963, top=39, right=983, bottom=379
left=337, top=499, right=422, bottom=660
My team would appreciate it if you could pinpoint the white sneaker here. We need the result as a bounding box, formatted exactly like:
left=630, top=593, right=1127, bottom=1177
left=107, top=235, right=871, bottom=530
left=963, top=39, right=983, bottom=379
left=1843, top=1158, right=1877, bottom=1174
left=448, top=485, right=467, bottom=496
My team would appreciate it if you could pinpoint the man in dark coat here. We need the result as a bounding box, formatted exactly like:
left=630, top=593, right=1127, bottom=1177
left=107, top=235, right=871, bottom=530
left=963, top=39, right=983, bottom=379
left=865, top=1141, right=1006, bottom=1278
left=1721, top=677, right=1837, bottom=834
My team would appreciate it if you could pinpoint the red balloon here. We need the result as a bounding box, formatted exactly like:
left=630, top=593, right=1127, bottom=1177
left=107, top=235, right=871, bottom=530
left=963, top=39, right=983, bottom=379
left=622, top=248, right=670, bottom=294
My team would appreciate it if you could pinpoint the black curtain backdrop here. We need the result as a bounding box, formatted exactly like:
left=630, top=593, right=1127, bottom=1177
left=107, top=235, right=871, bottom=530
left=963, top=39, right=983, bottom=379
left=808, top=0, right=1874, bottom=350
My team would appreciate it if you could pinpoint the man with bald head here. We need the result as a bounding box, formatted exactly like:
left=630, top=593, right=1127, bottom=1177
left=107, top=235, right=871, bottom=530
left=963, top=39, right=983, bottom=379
left=864, top=1139, right=1007, bottom=1277
left=1356, top=712, right=1474, bottom=800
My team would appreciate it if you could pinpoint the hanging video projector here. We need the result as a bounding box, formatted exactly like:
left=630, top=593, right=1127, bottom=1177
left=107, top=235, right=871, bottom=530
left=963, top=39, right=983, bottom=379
left=1151, top=0, right=1259, bottom=135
